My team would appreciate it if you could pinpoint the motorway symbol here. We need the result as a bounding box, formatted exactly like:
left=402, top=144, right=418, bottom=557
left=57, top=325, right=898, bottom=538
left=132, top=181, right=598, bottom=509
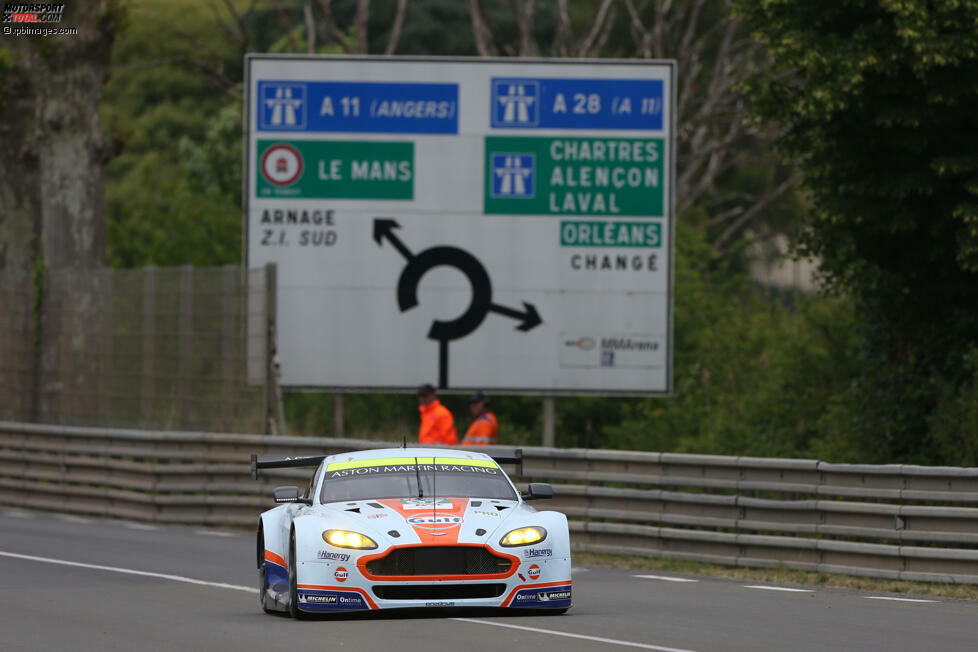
left=259, top=82, right=307, bottom=129
left=491, top=154, right=535, bottom=198
left=492, top=80, right=539, bottom=127
left=373, top=218, right=542, bottom=388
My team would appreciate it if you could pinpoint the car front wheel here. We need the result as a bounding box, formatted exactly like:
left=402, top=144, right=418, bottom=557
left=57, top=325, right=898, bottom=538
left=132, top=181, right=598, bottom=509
left=287, top=529, right=308, bottom=620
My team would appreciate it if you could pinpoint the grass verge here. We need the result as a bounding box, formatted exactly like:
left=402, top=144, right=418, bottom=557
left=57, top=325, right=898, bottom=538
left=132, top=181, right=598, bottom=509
left=573, top=551, right=978, bottom=601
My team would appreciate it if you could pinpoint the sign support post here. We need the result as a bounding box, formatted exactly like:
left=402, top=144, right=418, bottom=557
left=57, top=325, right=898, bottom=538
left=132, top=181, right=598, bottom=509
left=542, top=396, right=556, bottom=448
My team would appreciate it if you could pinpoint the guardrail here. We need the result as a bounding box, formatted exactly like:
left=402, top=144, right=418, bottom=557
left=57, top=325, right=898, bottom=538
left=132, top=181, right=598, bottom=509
left=2, top=421, right=977, bottom=584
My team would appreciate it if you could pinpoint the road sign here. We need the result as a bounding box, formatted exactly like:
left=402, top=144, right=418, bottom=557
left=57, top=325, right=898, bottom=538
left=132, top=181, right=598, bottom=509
left=245, top=55, right=675, bottom=394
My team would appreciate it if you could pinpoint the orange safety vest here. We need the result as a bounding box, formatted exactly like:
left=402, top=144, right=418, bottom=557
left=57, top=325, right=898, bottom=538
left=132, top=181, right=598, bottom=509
left=418, top=400, right=457, bottom=445
left=462, top=411, right=498, bottom=446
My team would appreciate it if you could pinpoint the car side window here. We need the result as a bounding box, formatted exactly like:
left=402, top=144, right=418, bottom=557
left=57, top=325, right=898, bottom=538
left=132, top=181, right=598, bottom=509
left=305, top=462, right=325, bottom=502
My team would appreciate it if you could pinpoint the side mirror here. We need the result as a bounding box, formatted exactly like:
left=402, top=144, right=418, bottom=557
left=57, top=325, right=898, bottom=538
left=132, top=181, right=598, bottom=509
left=523, top=483, right=554, bottom=500
left=273, top=486, right=309, bottom=504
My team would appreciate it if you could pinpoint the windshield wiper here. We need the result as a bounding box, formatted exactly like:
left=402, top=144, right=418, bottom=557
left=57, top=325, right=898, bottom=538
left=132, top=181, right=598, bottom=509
left=413, top=456, right=423, bottom=498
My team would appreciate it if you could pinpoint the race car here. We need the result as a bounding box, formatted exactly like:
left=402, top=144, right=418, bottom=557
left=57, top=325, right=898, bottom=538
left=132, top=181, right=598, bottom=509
left=252, top=447, right=571, bottom=617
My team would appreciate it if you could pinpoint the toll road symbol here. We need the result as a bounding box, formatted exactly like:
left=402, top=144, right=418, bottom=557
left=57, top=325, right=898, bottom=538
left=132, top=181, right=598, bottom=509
left=373, top=218, right=542, bottom=388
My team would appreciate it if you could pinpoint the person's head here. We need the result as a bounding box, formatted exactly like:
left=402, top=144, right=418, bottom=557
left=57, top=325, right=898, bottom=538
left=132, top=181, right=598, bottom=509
left=468, top=391, right=489, bottom=416
left=417, top=383, right=437, bottom=406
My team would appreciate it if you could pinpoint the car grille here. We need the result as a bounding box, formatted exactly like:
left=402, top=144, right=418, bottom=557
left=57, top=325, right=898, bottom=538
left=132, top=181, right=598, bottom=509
left=365, top=546, right=512, bottom=576
left=373, top=584, right=507, bottom=600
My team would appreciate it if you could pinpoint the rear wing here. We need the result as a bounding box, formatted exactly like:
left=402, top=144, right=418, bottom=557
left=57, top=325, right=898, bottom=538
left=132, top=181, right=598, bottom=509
left=250, top=448, right=522, bottom=480
left=492, top=449, right=523, bottom=478
left=250, top=454, right=326, bottom=480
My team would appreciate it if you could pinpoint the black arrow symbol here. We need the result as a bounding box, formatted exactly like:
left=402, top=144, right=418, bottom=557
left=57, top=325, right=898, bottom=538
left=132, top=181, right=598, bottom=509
left=490, top=302, right=543, bottom=331
left=373, top=218, right=413, bottom=261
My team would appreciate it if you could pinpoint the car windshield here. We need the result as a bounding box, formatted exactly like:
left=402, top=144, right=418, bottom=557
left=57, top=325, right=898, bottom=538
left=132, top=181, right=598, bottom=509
left=319, top=457, right=517, bottom=503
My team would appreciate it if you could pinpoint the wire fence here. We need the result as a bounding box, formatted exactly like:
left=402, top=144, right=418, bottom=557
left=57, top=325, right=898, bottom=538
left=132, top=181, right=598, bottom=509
left=0, top=265, right=274, bottom=433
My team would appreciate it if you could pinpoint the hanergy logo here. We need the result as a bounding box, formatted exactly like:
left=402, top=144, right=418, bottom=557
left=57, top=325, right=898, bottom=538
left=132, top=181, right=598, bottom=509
left=407, top=515, right=463, bottom=530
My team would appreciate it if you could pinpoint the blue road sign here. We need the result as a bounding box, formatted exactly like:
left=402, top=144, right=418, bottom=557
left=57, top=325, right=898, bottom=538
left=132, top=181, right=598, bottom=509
left=490, top=154, right=535, bottom=198
left=491, top=78, right=664, bottom=130
left=257, top=80, right=459, bottom=134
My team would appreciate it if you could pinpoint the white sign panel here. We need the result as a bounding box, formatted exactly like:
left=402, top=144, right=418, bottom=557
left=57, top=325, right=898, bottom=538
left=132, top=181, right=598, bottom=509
left=245, top=55, right=675, bottom=394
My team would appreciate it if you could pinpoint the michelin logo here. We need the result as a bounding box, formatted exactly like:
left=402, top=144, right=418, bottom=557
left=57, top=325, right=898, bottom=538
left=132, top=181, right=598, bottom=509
left=492, top=80, right=539, bottom=127
left=260, top=82, right=307, bottom=130
left=299, top=594, right=338, bottom=604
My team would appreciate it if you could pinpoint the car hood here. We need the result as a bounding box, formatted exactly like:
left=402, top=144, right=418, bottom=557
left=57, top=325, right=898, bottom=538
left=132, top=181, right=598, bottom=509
left=314, top=496, right=525, bottom=547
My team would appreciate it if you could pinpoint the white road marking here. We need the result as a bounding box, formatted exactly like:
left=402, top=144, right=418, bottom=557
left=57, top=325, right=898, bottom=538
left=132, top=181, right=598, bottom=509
left=570, top=567, right=591, bottom=572
left=452, top=618, right=696, bottom=651
left=194, top=530, right=237, bottom=538
left=865, top=596, right=937, bottom=603
left=743, top=585, right=813, bottom=592
left=3, top=510, right=32, bottom=518
left=121, top=522, right=158, bottom=531
left=0, top=550, right=255, bottom=593
left=56, top=514, right=93, bottom=524
left=633, top=574, right=699, bottom=583
left=0, top=547, right=697, bottom=650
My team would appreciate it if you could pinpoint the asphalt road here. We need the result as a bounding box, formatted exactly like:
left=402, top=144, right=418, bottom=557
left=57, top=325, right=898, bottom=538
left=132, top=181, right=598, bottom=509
left=1, top=508, right=976, bottom=651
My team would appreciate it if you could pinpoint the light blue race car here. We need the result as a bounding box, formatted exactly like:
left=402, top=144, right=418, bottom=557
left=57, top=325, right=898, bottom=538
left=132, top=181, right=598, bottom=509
left=252, top=447, right=571, bottom=618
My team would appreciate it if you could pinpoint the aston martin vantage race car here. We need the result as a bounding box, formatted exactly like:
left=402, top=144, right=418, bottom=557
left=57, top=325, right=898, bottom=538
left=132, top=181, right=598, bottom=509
left=252, top=447, right=571, bottom=617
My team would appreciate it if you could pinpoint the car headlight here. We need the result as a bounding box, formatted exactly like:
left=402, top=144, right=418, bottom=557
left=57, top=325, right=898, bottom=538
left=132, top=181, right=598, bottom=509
left=322, top=529, right=378, bottom=550
left=499, top=526, right=547, bottom=547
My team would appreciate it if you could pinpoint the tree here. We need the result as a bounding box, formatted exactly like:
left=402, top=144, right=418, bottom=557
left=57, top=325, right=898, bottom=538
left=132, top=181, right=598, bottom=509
left=736, top=0, right=978, bottom=462
left=0, top=0, right=125, bottom=270
left=0, top=1, right=126, bottom=422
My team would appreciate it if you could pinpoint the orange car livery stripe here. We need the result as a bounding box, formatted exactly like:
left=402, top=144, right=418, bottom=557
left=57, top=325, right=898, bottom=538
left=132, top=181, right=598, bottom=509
left=264, top=550, right=286, bottom=567
left=378, top=497, right=469, bottom=544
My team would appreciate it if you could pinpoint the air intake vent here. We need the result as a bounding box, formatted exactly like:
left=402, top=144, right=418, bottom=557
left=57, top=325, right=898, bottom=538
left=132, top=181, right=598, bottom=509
left=373, top=583, right=507, bottom=600
left=366, top=547, right=512, bottom=576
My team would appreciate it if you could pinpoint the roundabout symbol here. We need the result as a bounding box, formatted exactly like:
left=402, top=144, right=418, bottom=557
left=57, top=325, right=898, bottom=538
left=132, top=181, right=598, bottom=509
left=373, top=218, right=542, bottom=388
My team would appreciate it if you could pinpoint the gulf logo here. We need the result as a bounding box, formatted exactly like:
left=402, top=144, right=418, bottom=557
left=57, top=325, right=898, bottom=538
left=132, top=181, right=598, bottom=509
left=334, top=566, right=348, bottom=582
left=528, top=564, right=541, bottom=580
left=407, top=515, right=463, bottom=530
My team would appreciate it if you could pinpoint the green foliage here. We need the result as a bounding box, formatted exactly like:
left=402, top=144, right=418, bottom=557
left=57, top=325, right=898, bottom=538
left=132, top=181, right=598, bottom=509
left=735, top=0, right=978, bottom=462
left=926, top=347, right=978, bottom=467
left=106, top=100, right=241, bottom=267
left=606, top=223, right=858, bottom=458
left=97, top=0, right=978, bottom=464
left=103, top=0, right=243, bottom=267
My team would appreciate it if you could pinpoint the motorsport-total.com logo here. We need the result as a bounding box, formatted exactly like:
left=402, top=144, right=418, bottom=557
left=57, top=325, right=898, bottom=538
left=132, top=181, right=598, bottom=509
left=2, top=2, right=64, bottom=22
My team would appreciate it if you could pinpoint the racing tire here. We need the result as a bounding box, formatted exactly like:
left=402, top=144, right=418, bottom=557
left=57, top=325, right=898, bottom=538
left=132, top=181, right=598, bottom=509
left=258, top=527, right=276, bottom=614
left=288, top=529, right=309, bottom=620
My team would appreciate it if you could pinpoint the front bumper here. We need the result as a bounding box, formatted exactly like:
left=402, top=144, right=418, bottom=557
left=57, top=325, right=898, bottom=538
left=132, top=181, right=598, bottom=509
left=292, top=552, right=572, bottom=613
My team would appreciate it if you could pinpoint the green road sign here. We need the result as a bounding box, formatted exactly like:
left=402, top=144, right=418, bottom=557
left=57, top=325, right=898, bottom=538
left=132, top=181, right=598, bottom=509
left=257, top=139, right=413, bottom=199
left=484, top=136, right=664, bottom=217
left=560, top=220, right=662, bottom=247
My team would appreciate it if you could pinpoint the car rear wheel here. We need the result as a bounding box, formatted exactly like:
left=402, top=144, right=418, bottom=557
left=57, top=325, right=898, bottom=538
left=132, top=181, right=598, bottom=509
left=288, top=529, right=308, bottom=620
left=258, top=527, right=275, bottom=614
